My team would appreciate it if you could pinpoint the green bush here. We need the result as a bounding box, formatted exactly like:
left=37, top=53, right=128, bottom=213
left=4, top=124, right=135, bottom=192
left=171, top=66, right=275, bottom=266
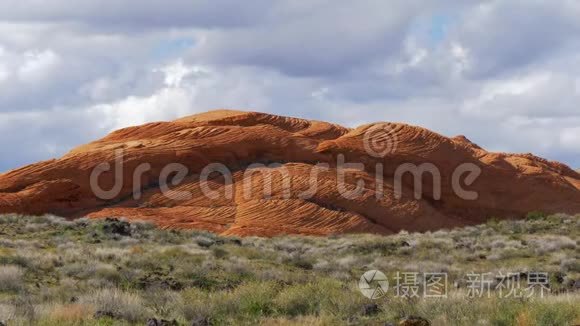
left=526, top=211, right=547, bottom=221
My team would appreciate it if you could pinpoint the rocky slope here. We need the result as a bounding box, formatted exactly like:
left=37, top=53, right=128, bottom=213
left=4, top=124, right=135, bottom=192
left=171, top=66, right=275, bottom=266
left=0, top=110, right=579, bottom=236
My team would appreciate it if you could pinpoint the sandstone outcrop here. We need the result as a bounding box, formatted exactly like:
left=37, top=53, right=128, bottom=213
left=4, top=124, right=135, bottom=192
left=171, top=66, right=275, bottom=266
left=0, top=110, right=578, bottom=236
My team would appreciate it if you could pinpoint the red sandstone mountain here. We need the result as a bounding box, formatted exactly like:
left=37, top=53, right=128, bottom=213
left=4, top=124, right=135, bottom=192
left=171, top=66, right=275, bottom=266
left=0, top=110, right=579, bottom=237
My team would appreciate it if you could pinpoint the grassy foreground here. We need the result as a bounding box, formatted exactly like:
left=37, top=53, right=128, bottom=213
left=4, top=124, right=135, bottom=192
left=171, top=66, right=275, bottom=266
left=0, top=213, right=578, bottom=325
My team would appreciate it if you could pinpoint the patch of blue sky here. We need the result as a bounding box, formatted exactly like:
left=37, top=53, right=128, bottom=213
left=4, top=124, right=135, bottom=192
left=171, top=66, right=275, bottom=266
left=409, top=12, right=456, bottom=48
left=429, top=13, right=453, bottom=43
left=151, top=38, right=195, bottom=60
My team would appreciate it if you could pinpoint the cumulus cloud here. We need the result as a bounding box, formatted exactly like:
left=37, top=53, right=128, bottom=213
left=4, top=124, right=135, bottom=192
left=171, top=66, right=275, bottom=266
left=18, top=49, right=61, bottom=82
left=0, top=0, right=579, bottom=172
left=189, top=0, right=431, bottom=77
left=561, top=127, right=580, bottom=152
left=461, top=72, right=580, bottom=118
left=452, top=0, right=580, bottom=79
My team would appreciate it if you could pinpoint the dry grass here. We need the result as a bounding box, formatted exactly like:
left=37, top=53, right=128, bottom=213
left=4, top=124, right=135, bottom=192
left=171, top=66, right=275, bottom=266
left=0, top=265, right=23, bottom=292
left=0, top=213, right=578, bottom=325
left=48, top=304, right=94, bottom=322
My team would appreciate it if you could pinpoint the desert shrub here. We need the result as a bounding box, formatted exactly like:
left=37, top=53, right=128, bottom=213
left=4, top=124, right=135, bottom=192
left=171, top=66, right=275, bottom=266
left=61, top=262, right=98, bottom=280
left=179, top=288, right=214, bottom=322
left=335, top=255, right=364, bottom=270
left=254, top=268, right=302, bottom=284
left=227, top=281, right=279, bottom=318
left=0, top=255, right=31, bottom=268
left=0, top=214, right=19, bottom=224
left=354, top=239, right=400, bottom=255
left=531, top=236, right=577, bottom=255
left=23, top=222, right=50, bottom=233
left=142, top=288, right=180, bottom=317
left=227, top=245, right=272, bottom=260
left=179, top=272, right=214, bottom=290
left=149, top=229, right=187, bottom=245
left=131, top=220, right=157, bottom=233
left=180, top=282, right=279, bottom=323
left=487, top=299, right=527, bottom=326
left=11, top=292, right=38, bottom=323
left=315, top=280, right=366, bottom=318
left=486, top=217, right=500, bottom=228
left=529, top=299, right=579, bottom=325
left=212, top=247, right=229, bottom=259
left=272, top=237, right=306, bottom=253
left=283, top=255, right=315, bottom=270
left=491, top=247, right=533, bottom=260
left=274, top=282, right=325, bottom=316
left=0, top=265, right=24, bottom=292
left=221, top=256, right=252, bottom=277
left=418, top=238, right=453, bottom=250
left=560, top=259, right=580, bottom=273
left=38, top=278, right=79, bottom=304
left=79, top=288, right=148, bottom=323
left=94, top=247, right=132, bottom=261
left=526, top=211, right=547, bottom=221
left=94, top=264, right=123, bottom=285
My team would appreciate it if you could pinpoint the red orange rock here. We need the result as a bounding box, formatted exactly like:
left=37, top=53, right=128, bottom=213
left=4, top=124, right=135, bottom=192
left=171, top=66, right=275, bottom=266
left=0, top=110, right=578, bottom=237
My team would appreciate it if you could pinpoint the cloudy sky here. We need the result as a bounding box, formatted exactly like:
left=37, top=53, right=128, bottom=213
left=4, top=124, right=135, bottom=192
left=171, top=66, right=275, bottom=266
left=0, top=0, right=579, bottom=172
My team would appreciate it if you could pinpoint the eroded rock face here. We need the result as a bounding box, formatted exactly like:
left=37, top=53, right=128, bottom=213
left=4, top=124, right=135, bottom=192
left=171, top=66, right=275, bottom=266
left=0, top=110, right=579, bottom=237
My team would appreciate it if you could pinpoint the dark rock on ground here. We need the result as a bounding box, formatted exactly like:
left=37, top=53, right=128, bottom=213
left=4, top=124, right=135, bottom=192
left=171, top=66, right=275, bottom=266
left=570, top=279, right=580, bottom=290
left=147, top=318, right=179, bottom=326
left=196, top=237, right=215, bottom=248
left=94, top=310, right=116, bottom=319
left=361, top=303, right=380, bottom=316
left=191, top=316, right=211, bottom=326
left=103, top=218, right=132, bottom=236
left=228, top=238, right=242, bottom=246
left=399, top=316, right=431, bottom=326
left=554, top=271, right=566, bottom=284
